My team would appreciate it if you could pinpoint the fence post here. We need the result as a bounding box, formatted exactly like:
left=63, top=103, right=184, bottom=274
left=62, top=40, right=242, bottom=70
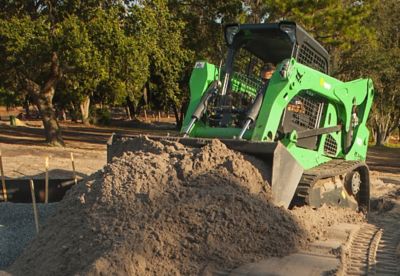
left=29, top=179, right=40, bottom=233
left=0, top=150, right=7, bottom=202
left=71, top=153, right=77, bottom=184
left=45, top=156, right=49, bottom=203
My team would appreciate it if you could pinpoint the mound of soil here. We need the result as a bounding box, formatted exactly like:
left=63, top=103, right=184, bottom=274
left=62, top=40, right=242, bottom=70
left=291, top=205, right=364, bottom=244
left=8, top=137, right=363, bottom=275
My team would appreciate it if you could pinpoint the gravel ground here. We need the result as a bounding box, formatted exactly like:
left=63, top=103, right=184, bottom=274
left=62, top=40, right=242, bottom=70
left=0, top=202, right=58, bottom=269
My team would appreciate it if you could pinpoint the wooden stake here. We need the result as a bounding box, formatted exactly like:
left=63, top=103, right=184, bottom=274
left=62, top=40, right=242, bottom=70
left=45, top=156, right=49, bottom=204
left=71, top=152, right=77, bottom=184
left=29, top=179, right=40, bottom=233
left=0, top=150, right=7, bottom=202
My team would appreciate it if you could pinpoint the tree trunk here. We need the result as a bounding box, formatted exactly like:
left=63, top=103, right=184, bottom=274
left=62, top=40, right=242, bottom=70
left=173, top=105, right=180, bottom=129
left=181, top=99, right=188, bottom=116
left=398, top=125, right=400, bottom=141
left=370, top=128, right=376, bottom=144
left=172, top=103, right=184, bottom=130
left=375, top=124, right=390, bottom=146
left=36, top=98, right=64, bottom=146
left=126, top=96, right=135, bottom=118
left=28, top=88, right=64, bottom=146
left=375, top=128, right=384, bottom=146
left=125, top=106, right=131, bottom=120
left=80, top=96, right=91, bottom=125
left=23, top=99, right=30, bottom=118
left=371, top=93, right=400, bottom=146
left=173, top=100, right=188, bottom=130
left=24, top=52, right=64, bottom=146
left=60, top=108, right=67, bottom=121
left=69, top=103, right=78, bottom=122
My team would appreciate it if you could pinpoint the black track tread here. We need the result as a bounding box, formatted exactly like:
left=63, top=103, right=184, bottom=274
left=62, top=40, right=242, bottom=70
left=295, top=159, right=368, bottom=204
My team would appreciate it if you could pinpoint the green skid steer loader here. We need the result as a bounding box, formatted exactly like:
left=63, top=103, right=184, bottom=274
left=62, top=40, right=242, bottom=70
left=108, top=21, right=374, bottom=212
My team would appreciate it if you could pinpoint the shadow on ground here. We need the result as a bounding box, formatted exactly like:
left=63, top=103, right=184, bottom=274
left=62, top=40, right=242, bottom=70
left=0, top=122, right=178, bottom=149
left=367, top=146, right=400, bottom=174
left=1, top=169, right=86, bottom=203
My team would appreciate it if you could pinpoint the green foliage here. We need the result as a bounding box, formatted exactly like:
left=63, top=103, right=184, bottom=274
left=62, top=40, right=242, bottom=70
left=120, top=0, right=194, bottom=117
left=263, top=0, right=375, bottom=48
left=91, top=107, right=112, bottom=125
left=54, top=6, right=150, bottom=113
left=337, top=0, right=400, bottom=144
left=169, top=0, right=244, bottom=63
left=0, top=88, right=22, bottom=107
left=57, top=14, right=105, bottom=103
left=247, top=0, right=377, bottom=75
left=0, top=15, right=51, bottom=88
left=0, top=0, right=398, bottom=138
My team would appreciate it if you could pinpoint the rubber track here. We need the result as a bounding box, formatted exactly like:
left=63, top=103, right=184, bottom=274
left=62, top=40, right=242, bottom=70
left=343, top=223, right=400, bottom=275
left=295, top=159, right=366, bottom=203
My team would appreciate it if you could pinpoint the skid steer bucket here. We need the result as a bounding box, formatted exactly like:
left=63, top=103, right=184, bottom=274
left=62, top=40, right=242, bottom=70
left=107, top=134, right=304, bottom=208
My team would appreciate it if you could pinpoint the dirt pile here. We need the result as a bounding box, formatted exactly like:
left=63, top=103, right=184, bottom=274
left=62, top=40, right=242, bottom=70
left=291, top=205, right=364, bottom=243
left=9, top=137, right=362, bottom=275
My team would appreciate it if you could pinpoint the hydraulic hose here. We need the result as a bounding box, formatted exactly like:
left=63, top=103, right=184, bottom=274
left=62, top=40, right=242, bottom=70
left=246, top=89, right=265, bottom=122
left=238, top=83, right=268, bottom=139
left=183, top=80, right=219, bottom=137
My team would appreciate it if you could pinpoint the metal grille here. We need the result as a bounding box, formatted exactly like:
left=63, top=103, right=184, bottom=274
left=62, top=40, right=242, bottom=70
left=289, top=93, right=324, bottom=130
left=324, top=135, right=337, bottom=156
left=230, top=71, right=263, bottom=97
left=297, top=43, right=328, bottom=73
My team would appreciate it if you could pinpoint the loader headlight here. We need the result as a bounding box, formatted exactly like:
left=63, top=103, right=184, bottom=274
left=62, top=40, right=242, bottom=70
left=279, top=59, right=292, bottom=80
left=225, top=25, right=239, bottom=46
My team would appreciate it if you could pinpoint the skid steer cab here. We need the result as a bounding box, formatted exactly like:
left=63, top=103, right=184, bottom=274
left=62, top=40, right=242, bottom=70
left=179, top=21, right=374, bottom=212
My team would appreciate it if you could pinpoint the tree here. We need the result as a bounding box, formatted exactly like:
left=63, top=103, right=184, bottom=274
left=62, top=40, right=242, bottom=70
left=90, top=8, right=150, bottom=111
left=169, top=0, right=244, bottom=63
left=339, top=0, right=400, bottom=145
left=57, top=14, right=106, bottom=125
left=0, top=11, right=65, bottom=146
left=164, top=0, right=246, bottom=126
left=0, top=1, right=146, bottom=136
left=0, top=0, right=108, bottom=145
left=247, top=0, right=376, bottom=74
left=125, top=0, right=193, bottom=127
left=2, top=0, right=394, bottom=143
left=0, top=88, right=23, bottom=109
left=370, top=0, right=400, bottom=145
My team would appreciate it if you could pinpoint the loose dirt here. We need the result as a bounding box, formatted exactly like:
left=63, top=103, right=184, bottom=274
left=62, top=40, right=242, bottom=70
left=8, top=138, right=364, bottom=275
left=345, top=172, right=400, bottom=275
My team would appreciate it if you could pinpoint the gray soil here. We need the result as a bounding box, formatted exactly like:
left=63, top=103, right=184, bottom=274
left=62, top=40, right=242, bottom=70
left=6, top=137, right=364, bottom=275
left=0, top=203, right=58, bottom=268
